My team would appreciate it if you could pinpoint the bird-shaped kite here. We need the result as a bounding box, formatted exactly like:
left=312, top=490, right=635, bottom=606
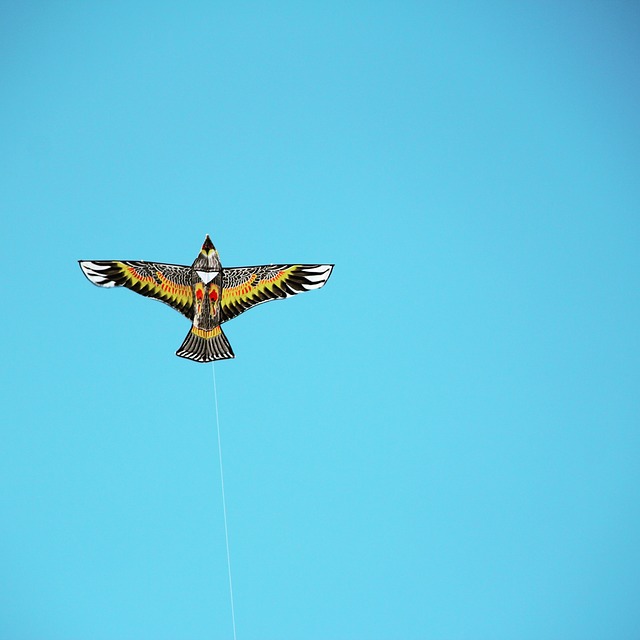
left=79, top=235, right=333, bottom=362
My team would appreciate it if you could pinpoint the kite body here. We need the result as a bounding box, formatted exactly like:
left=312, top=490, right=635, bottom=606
left=79, top=235, right=333, bottom=362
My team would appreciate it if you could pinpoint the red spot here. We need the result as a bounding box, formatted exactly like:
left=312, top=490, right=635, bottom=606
left=209, top=288, right=218, bottom=301
left=196, top=289, right=204, bottom=301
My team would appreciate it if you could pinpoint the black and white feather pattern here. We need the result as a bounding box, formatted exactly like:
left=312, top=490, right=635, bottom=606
left=79, top=260, right=192, bottom=288
left=176, top=328, right=235, bottom=362
left=220, top=263, right=334, bottom=322
left=78, top=260, right=194, bottom=318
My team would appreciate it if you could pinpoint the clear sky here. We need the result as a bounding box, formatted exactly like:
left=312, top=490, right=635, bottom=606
left=2, top=2, right=640, bottom=639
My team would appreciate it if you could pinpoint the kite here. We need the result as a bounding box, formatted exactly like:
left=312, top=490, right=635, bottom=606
left=79, top=235, right=333, bottom=362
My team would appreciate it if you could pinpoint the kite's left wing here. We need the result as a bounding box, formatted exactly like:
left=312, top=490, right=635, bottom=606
left=220, top=264, right=333, bottom=323
left=79, top=260, right=194, bottom=319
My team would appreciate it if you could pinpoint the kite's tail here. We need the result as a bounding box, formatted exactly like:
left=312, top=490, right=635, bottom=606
left=176, top=325, right=235, bottom=362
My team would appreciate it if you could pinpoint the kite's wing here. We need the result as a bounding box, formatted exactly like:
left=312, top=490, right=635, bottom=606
left=220, top=264, right=333, bottom=323
left=79, top=260, right=194, bottom=319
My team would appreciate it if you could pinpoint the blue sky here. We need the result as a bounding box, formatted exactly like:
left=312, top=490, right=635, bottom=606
left=2, top=2, right=640, bottom=638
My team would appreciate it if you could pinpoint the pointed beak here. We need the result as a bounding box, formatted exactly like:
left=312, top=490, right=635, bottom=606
left=202, top=234, right=215, bottom=254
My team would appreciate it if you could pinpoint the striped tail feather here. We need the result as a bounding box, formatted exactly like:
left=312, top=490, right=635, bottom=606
left=176, top=325, right=235, bottom=362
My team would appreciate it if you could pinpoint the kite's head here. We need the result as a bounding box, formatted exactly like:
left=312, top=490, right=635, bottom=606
left=192, top=234, right=221, bottom=271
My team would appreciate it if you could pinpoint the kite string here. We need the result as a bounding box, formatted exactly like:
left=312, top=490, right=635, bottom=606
left=212, top=363, right=237, bottom=640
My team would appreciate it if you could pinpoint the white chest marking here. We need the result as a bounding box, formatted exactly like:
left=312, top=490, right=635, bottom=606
left=197, top=270, right=219, bottom=284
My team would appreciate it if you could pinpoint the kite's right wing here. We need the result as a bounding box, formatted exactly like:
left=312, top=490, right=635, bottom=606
left=79, top=260, right=194, bottom=319
left=220, top=264, right=333, bottom=323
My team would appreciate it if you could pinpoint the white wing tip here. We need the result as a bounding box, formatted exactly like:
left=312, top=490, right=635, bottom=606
left=302, top=264, right=333, bottom=290
left=79, top=261, right=116, bottom=287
